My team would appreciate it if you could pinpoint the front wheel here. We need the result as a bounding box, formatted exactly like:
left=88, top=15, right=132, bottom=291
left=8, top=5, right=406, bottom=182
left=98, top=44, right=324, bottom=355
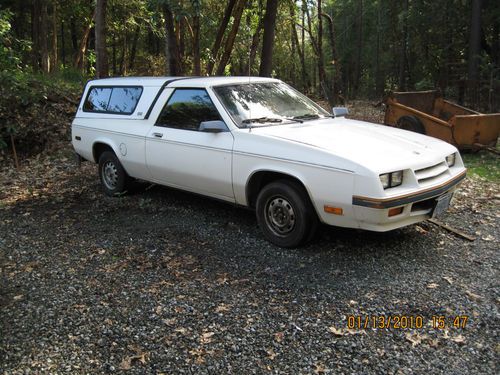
left=256, top=180, right=318, bottom=248
left=98, top=151, right=130, bottom=196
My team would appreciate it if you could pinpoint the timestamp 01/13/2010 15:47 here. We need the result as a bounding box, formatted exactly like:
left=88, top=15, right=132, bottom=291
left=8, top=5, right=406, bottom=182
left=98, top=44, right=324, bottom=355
left=346, top=315, right=469, bottom=330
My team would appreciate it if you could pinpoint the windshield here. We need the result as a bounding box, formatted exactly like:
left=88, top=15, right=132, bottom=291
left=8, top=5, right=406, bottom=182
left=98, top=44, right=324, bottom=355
left=213, top=82, right=330, bottom=128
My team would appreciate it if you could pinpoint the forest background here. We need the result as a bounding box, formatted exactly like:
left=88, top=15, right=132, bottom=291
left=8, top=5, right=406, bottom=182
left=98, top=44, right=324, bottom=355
left=0, top=0, right=499, bottom=155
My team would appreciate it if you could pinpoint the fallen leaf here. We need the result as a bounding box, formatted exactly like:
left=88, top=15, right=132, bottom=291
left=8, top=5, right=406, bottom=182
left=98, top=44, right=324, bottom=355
left=346, top=329, right=367, bottom=335
left=329, top=326, right=345, bottom=336
left=405, top=332, right=428, bottom=347
left=442, top=276, right=453, bottom=285
left=314, top=363, right=326, bottom=373
left=328, top=326, right=366, bottom=336
left=267, top=348, right=277, bottom=360
left=163, top=318, right=177, bottom=326
left=274, top=331, right=284, bottom=342
left=465, top=290, right=483, bottom=301
left=415, top=225, right=428, bottom=234
left=481, top=234, right=494, bottom=241
left=200, top=332, right=215, bottom=344
left=428, top=338, right=440, bottom=348
left=119, top=351, right=148, bottom=370
left=451, top=335, right=466, bottom=344
left=216, top=273, right=229, bottom=285
left=215, top=303, right=231, bottom=313
left=119, top=357, right=132, bottom=370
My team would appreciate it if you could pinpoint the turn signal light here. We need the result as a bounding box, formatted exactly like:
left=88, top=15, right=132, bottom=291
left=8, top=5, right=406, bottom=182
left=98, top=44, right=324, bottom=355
left=324, top=206, right=343, bottom=215
left=388, top=207, right=403, bottom=217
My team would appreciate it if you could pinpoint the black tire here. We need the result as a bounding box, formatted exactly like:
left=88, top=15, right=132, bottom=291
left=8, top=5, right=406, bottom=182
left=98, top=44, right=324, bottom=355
left=98, top=151, right=130, bottom=196
left=396, top=115, right=426, bottom=134
left=256, top=180, right=318, bottom=248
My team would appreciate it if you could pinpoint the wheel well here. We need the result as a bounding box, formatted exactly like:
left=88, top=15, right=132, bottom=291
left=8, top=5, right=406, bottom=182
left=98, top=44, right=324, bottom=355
left=246, top=171, right=310, bottom=208
left=92, top=142, right=114, bottom=163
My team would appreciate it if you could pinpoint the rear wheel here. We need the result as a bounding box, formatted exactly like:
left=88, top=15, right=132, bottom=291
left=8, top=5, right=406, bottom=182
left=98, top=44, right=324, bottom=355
left=396, top=115, right=426, bottom=134
left=256, top=180, right=318, bottom=248
left=98, top=151, right=130, bottom=196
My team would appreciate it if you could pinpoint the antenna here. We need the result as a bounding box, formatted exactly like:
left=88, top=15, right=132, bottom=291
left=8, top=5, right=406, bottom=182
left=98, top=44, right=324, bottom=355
left=247, top=19, right=252, bottom=131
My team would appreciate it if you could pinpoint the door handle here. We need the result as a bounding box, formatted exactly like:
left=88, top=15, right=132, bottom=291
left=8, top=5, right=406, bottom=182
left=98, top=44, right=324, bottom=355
left=153, top=132, right=163, bottom=138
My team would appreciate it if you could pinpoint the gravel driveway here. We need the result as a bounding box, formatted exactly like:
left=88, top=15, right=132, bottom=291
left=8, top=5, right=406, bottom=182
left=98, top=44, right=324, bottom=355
left=0, top=151, right=498, bottom=374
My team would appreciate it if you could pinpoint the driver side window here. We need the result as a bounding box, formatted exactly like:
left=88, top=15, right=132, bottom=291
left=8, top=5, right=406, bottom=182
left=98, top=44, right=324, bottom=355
left=156, top=88, right=221, bottom=130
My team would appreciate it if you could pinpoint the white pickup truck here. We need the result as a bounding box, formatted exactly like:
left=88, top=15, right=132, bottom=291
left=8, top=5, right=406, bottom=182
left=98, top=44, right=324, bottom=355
left=72, top=76, right=466, bottom=247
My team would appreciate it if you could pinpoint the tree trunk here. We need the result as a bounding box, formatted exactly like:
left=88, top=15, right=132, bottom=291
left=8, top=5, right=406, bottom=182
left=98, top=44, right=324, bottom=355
left=192, top=1, right=201, bottom=75
left=301, top=2, right=308, bottom=91
left=322, top=12, right=341, bottom=104
left=259, top=0, right=279, bottom=77
left=119, top=33, right=127, bottom=75
left=207, top=0, right=237, bottom=75
left=70, top=16, right=78, bottom=54
left=244, top=15, right=263, bottom=75
left=61, top=20, right=66, bottom=67
left=398, top=0, right=408, bottom=90
left=112, top=36, right=116, bottom=75
left=290, top=7, right=296, bottom=83
left=95, top=0, right=108, bottom=78
left=467, top=0, right=482, bottom=106
left=177, top=17, right=184, bottom=69
left=51, top=1, right=58, bottom=72
left=74, top=10, right=96, bottom=70
left=163, top=3, right=181, bottom=76
left=375, top=1, right=382, bottom=95
left=353, top=0, right=362, bottom=95
left=40, top=1, right=50, bottom=73
left=317, top=0, right=331, bottom=104
left=215, top=0, right=246, bottom=76
left=129, top=25, right=140, bottom=70
left=290, top=3, right=309, bottom=90
left=32, top=0, right=41, bottom=70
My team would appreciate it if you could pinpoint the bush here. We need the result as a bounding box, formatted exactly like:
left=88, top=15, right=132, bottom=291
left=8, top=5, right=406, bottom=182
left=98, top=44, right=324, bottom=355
left=0, top=11, right=83, bottom=158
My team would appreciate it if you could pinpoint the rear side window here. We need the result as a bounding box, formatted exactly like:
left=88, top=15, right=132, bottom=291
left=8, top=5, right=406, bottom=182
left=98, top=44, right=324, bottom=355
left=83, top=86, right=143, bottom=114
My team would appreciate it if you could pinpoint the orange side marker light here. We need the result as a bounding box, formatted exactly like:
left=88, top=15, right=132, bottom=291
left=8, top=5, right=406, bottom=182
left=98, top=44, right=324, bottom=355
left=324, top=205, right=343, bottom=215
left=388, top=207, right=403, bottom=217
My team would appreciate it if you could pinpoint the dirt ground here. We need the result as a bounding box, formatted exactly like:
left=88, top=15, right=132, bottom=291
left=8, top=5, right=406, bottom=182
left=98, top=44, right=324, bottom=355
left=1, top=103, right=499, bottom=374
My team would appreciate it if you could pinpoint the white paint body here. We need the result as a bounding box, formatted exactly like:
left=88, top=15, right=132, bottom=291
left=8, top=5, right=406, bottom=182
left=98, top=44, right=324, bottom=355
left=72, top=77, right=466, bottom=231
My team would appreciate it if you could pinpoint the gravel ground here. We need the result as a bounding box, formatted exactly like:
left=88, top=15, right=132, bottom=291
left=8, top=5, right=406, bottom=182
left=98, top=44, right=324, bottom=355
left=0, top=148, right=498, bottom=375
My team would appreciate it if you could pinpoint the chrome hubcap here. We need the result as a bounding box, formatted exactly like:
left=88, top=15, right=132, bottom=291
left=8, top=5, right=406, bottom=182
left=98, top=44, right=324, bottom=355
left=102, top=161, right=118, bottom=189
left=266, top=197, right=296, bottom=235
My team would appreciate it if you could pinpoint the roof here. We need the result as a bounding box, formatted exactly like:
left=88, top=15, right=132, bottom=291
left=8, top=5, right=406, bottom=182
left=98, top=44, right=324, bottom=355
left=86, top=76, right=280, bottom=88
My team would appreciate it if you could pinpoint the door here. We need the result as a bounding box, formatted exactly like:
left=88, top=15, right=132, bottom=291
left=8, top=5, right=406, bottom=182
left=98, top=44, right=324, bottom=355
left=146, top=88, right=234, bottom=201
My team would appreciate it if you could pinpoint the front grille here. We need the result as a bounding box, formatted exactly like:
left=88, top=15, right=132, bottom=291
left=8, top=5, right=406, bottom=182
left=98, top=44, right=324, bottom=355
left=414, top=162, right=448, bottom=185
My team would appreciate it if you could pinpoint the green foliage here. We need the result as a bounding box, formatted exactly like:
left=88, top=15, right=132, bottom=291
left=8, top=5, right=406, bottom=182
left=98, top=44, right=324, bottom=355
left=0, top=9, right=19, bottom=71
left=462, top=152, right=500, bottom=182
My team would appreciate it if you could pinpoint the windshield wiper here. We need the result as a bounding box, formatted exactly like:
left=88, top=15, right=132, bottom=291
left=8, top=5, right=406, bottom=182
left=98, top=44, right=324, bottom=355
left=242, top=117, right=283, bottom=124
left=292, top=113, right=321, bottom=120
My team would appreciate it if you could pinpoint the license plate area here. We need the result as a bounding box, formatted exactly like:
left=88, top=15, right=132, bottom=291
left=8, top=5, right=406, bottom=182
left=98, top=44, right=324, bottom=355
left=432, top=192, right=453, bottom=218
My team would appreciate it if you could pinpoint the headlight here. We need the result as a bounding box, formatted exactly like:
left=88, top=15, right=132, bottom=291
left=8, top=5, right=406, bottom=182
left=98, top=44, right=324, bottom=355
left=379, top=171, right=403, bottom=189
left=446, top=153, right=456, bottom=167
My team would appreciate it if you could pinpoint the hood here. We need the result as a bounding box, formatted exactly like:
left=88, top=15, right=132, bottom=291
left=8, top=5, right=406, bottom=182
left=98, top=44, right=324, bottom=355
left=252, top=118, right=456, bottom=172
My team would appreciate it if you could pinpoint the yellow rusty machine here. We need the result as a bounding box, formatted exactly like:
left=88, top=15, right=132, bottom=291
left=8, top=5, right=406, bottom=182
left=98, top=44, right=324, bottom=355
left=384, top=90, right=500, bottom=150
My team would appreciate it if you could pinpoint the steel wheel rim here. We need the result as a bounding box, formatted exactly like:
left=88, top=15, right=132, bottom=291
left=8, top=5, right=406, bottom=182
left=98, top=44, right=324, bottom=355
left=265, top=196, right=296, bottom=236
left=102, top=161, right=118, bottom=190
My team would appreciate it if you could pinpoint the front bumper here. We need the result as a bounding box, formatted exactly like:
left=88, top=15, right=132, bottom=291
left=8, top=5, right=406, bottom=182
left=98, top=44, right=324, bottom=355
left=351, top=170, right=466, bottom=231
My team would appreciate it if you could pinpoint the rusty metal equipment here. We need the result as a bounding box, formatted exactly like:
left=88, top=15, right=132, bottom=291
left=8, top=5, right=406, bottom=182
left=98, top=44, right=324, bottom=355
left=384, top=90, right=500, bottom=150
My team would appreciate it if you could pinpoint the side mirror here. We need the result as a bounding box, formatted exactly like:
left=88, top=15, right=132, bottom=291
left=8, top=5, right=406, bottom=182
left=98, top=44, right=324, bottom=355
left=332, top=107, right=349, bottom=117
left=199, top=120, right=228, bottom=133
